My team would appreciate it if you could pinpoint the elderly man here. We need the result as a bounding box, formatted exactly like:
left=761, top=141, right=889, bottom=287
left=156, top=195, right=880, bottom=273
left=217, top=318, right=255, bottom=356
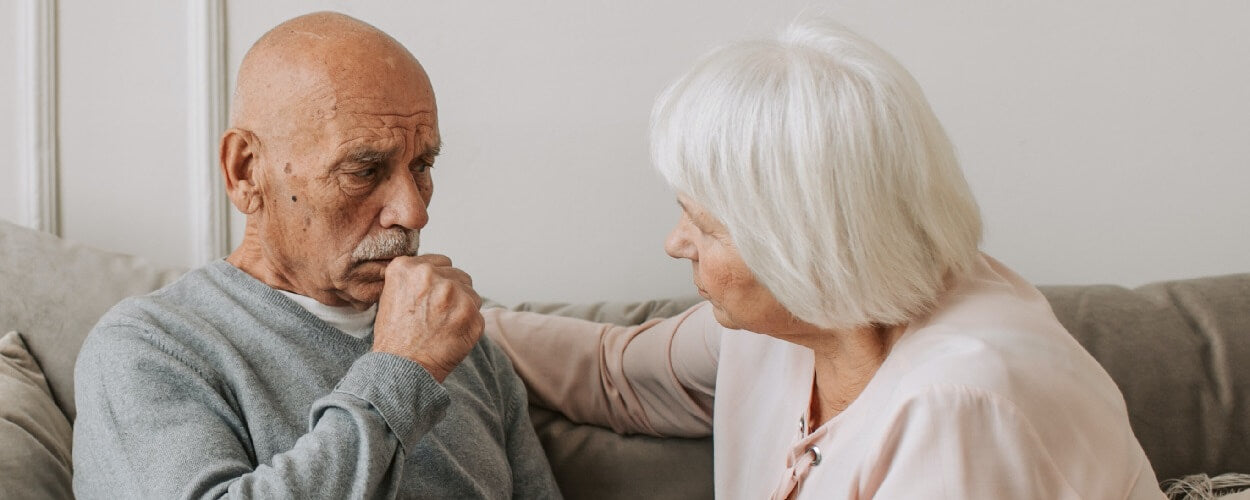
left=72, top=12, right=560, bottom=499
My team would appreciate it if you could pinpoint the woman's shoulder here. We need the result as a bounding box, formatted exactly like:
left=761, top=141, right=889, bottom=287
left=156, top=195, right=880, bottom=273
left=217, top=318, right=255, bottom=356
left=886, top=286, right=1124, bottom=421
left=859, top=311, right=1155, bottom=497
left=872, top=252, right=1139, bottom=444
left=890, top=254, right=1112, bottom=398
left=858, top=257, right=1152, bottom=495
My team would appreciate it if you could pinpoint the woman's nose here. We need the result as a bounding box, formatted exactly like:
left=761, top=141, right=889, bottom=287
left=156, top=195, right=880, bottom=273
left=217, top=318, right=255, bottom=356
left=664, top=224, right=695, bottom=261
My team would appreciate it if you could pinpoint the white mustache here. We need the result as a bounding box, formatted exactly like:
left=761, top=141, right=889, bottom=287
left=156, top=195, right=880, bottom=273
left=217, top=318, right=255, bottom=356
left=352, top=229, right=420, bottom=262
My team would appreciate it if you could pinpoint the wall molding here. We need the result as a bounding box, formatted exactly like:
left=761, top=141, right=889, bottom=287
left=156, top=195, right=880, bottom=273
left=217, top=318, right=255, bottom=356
left=188, top=0, right=230, bottom=264
left=17, top=0, right=59, bottom=234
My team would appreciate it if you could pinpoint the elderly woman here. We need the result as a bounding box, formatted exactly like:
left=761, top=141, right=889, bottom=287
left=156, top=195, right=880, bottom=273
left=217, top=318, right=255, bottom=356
left=484, top=19, right=1165, bottom=499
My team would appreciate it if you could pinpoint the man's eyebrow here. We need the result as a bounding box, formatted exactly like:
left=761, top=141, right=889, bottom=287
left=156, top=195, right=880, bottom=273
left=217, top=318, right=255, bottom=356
left=411, top=142, right=442, bottom=165
left=345, top=148, right=396, bottom=164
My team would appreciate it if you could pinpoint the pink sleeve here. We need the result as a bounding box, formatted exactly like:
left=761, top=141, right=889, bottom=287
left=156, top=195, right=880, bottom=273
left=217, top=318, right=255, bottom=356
left=482, top=302, right=720, bottom=438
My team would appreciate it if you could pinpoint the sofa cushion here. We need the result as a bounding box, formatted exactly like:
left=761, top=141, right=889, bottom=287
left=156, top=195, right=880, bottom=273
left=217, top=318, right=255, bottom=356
left=0, top=220, right=185, bottom=420
left=0, top=331, right=74, bottom=499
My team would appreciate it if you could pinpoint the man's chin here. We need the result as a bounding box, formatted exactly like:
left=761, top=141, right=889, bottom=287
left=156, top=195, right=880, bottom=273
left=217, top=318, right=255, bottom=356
left=345, top=286, right=383, bottom=309
left=339, top=270, right=385, bottom=305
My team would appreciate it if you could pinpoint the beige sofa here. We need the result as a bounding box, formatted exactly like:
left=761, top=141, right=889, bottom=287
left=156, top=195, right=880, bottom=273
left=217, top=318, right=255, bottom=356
left=2, top=218, right=1247, bottom=499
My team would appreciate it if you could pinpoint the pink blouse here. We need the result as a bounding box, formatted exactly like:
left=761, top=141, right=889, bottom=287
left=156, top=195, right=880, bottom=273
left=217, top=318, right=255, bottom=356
left=484, top=255, right=1166, bottom=499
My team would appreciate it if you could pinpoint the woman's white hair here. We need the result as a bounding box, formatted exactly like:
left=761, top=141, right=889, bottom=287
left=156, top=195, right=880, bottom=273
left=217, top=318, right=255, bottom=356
left=650, top=18, right=983, bottom=330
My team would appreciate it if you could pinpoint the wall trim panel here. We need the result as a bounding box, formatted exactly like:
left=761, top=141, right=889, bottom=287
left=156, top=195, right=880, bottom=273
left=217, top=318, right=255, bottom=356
left=17, top=0, right=59, bottom=234
left=188, top=0, right=230, bottom=264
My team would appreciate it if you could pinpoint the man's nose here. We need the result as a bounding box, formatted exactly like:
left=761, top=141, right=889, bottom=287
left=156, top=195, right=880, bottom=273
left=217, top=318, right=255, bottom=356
left=379, top=169, right=429, bottom=230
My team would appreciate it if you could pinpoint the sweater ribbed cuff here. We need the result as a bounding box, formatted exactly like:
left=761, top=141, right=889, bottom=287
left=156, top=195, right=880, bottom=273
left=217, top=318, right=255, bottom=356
left=335, top=352, right=450, bottom=453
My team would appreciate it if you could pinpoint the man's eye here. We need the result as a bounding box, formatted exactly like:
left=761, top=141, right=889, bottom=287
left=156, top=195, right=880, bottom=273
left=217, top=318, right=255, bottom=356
left=352, top=167, right=378, bottom=178
left=413, top=163, right=432, bottom=174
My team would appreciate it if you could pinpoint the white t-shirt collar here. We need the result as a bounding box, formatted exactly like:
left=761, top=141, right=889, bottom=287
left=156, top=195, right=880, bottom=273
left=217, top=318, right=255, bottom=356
left=276, top=290, right=376, bottom=340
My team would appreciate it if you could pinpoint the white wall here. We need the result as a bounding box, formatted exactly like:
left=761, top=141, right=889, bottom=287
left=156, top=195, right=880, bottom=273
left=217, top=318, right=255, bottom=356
left=0, top=1, right=18, bottom=223
left=5, top=1, right=1249, bottom=305
left=57, top=0, right=190, bottom=269
left=859, top=1, right=1250, bottom=288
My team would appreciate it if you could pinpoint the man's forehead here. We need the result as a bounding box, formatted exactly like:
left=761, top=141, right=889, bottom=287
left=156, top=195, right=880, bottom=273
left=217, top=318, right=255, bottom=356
left=318, top=72, right=435, bottom=113
left=321, top=97, right=437, bottom=135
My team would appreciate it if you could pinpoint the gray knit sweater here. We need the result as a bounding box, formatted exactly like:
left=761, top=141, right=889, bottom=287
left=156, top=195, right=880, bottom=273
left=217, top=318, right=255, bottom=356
left=72, top=260, right=560, bottom=499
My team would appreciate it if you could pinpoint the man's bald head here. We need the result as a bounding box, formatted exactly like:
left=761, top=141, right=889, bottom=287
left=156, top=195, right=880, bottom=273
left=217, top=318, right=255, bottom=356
left=222, top=11, right=441, bottom=309
left=231, top=12, right=434, bottom=143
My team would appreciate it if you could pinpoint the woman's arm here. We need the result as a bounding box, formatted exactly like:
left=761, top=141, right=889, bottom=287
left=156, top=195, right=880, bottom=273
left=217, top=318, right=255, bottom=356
left=482, top=302, right=720, bottom=437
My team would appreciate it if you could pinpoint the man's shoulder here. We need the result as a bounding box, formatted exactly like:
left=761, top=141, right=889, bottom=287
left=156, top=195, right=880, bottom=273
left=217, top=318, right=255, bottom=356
left=80, top=262, right=263, bottom=369
left=75, top=276, right=225, bottom=388
left=93, top=263, right=225, bottom=329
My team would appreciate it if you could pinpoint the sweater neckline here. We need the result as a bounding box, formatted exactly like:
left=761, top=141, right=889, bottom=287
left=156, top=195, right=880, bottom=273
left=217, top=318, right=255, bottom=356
left=207, top=259, right=374, bottom=351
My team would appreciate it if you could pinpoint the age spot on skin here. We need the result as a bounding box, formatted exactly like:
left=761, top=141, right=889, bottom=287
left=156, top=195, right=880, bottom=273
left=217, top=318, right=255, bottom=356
left=291, top=196, right=298, bottom=202
left=284, top=163, right=292, bottom=174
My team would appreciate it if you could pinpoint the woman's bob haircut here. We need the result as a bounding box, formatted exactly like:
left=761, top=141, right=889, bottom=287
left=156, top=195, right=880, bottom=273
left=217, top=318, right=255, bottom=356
left=651, top=18, right=983, bottom=331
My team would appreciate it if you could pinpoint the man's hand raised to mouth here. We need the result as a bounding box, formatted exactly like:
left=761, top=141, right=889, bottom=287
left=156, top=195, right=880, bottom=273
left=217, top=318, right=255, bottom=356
left=373, top=254, right=484, bottom=383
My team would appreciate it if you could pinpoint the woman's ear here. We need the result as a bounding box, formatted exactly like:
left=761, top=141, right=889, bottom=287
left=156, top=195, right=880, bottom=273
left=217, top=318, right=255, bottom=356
left=220, top=128, right=264, bottom=214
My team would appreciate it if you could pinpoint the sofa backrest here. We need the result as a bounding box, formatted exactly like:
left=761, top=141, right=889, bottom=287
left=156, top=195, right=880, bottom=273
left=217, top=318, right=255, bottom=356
left=2, top=218, right=1248, bottom=491
left=0, top=220, right=184, bottom=419
left=1043, top=276, right=1250, bottom=481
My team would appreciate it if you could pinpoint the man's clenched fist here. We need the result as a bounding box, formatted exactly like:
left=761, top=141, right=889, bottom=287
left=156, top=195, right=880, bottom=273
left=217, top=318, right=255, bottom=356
left=373, top=254, right=484, bottom=383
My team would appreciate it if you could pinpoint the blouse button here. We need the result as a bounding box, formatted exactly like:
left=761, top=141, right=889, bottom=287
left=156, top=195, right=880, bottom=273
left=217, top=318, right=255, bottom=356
left=807, top=446, right=822, bottom=466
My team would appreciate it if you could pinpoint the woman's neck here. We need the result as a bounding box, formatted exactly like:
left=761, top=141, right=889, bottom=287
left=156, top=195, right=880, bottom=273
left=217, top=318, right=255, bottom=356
left=792, top=323, right=906, bottom=428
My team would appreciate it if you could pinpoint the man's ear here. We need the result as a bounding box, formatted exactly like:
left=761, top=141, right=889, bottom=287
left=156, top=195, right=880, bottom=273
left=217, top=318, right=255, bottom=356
left=220, top=128, right=264, bottom=214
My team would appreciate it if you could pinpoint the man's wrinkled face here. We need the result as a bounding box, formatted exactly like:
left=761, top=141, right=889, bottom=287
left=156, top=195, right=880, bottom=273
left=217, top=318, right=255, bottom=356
left=256, top=64, right=440, bottom=309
